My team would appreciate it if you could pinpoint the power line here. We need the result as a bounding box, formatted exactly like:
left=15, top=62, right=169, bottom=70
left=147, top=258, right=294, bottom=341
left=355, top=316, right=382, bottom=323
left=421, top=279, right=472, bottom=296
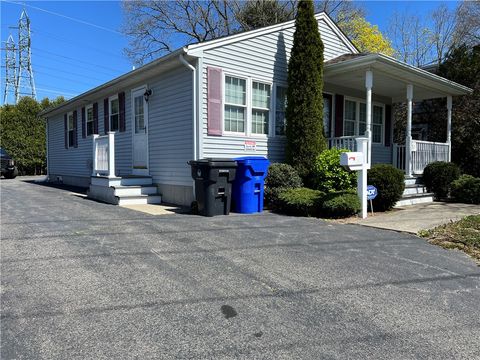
left=33, top=69, right=102, bottom=88
left=31, top=47, right=126, bottom=73
left=3, top=0, right=125, bottom=36
left=30, top=27, right=126, bottom=60
left=34, top=63, right=107, bottom=82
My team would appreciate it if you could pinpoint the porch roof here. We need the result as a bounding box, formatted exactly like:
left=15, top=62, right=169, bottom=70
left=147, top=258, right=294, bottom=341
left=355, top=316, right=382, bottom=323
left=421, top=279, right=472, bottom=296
left=324, top=53, right=472, bottom=102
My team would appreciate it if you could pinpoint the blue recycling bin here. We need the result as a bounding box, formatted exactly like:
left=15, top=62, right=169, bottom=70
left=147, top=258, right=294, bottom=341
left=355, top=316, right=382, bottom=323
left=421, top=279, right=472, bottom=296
left=232, top=156, right=270, bottom=213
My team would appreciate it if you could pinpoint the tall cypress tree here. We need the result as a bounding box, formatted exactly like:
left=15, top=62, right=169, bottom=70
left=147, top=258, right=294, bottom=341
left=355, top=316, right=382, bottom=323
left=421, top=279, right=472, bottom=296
left=285, top=0, right=326, bottom=180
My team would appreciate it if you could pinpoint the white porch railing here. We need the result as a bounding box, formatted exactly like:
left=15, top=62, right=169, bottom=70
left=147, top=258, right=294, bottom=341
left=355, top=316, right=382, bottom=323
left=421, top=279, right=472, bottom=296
left=393, top=140, right=450, bottom=174
left=92, top=132, right=115, bottom=177
left=328, top=136, right=358, bottom=151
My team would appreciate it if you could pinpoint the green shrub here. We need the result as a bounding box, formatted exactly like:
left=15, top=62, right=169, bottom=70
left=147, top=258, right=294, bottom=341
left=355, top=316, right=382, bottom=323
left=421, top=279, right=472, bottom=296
left=311, top=148, right=357, bottom=193
left=423, top=161, right=460, bottom=199
left=273, top=187, right=324, bottom=217
left=451, top=175, right=480, bottom=204
left=264, top=163, right=303, bottom=206
left=368, top=164, right=405, bottom=211
left=320, top=190, right=360, bottom=218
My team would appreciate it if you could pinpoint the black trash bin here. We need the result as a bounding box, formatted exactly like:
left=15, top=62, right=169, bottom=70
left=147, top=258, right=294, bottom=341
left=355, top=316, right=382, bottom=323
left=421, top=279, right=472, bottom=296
left=188, top=158, right=237, bottom=216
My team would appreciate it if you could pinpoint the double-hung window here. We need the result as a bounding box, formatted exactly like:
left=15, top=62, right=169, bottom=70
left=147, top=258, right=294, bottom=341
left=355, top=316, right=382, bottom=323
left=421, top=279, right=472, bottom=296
left=251, top=81, right=270, bottom=135
left=224, top=76, right=246, bottom=133
left=275, top=86, right=287, bottom=136
left=67, top=112, right=74, bottom=147
left=344, top=98, right=384, bottom=144
left=110, top=96, right=119, bottom=132
left=86, top=105, right=94, bottom=136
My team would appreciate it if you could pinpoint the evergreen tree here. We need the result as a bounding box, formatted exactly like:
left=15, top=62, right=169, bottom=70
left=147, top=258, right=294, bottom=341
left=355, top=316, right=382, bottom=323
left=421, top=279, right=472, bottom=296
left=285, top=0, right=326, bottom=180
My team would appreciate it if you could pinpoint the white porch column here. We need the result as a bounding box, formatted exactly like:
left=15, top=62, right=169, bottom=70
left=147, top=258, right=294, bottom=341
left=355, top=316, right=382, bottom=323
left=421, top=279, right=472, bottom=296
left=365, top=70, right=373, bottom=166
left=107, top=131, right=116, bottom=178
left=447, top=95, right=452, bottom=162
left=92, top=134, right=99, bottom=177
left=406, top=84, right=413, bottom=177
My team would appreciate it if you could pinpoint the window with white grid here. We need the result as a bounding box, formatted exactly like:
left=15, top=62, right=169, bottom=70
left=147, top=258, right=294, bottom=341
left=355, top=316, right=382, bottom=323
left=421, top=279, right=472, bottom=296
left=224, top=76, right=246, bottom=133
left=86, top=105, right=94, bottom=136
left=372, top=105, right=383, bottom=143
left=344, top=100, right=356, bottom=136
left=252, top=81, right=270, bottom=135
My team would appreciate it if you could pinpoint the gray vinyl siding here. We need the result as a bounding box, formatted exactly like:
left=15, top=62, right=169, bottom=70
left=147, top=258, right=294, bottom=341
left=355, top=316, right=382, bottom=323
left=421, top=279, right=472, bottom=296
left=47, top=92, right=132, bottom=179
left=148, top=65, right=193, bottom=187
left=372, top=144, right=392, bottom=165
left=200, top=17, right=354, bottom=162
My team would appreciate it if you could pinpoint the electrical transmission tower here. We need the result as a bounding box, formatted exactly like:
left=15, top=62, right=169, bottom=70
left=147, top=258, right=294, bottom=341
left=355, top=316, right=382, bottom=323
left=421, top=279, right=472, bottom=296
left=15, top=9, right=36, bottom=103
left=3, top=35, right=17, bottom=104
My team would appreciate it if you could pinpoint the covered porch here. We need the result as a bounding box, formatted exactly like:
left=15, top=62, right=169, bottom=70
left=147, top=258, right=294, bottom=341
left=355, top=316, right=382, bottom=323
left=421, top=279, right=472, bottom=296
left=323, top=53, right=471, bottom=176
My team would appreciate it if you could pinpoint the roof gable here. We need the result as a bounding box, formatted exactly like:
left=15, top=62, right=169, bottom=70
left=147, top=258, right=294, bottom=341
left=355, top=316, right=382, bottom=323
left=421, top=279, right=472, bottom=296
left=186, top=12, right=358, bottom=55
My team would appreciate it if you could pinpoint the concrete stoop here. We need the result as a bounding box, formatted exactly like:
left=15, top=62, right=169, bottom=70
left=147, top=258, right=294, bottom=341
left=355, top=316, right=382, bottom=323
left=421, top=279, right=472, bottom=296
left=88, top=176, right=162, bottom=205
left=394, top=176, right=434, bottom=208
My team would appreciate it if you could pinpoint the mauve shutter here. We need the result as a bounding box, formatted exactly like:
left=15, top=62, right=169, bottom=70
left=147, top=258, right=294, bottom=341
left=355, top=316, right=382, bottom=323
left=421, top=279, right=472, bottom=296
left=64, top=114, right=68, bottom=149
left=104, top=98, right=109, bottom=134
left=334, top=94, right=344, bottom=137
left=207, top=67, right=223, bottom=136
left=81, top=107, right=86, bottom=138
left=385, top=104, right=392, bottom=146
left=118, top=92, right=126, bottom=132
left=73, top=110, right=78, bottom=148
left=93, top=102, right=99, bottom=134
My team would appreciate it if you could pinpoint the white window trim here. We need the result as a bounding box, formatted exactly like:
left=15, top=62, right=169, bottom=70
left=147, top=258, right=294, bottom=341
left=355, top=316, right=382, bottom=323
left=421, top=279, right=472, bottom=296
left=109, top=95, right=119, bottom=132
left=223, top=72, right=248, bottom=136
left=343, top=96, right=385, bottom=145
left=250, top=79, right=272, bottom=138
left=221, top=72, right=274, bottom=138
left=85, top=104, right=94, bottom=137
left=67, top=111, right=74, bottom=148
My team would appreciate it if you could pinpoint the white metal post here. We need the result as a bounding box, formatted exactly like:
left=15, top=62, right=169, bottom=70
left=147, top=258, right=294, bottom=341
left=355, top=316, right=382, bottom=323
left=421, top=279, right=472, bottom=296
left=107, top=131, right=115, bottom=178
left=406, top=84, right=413, bottom=177
left=447, top=95, right=452, bottom=162
left=365, top=70, right=373, bottom=167
left=356, top=137, right=369, bottom=219
left=92, top=134, right=99, bottom=176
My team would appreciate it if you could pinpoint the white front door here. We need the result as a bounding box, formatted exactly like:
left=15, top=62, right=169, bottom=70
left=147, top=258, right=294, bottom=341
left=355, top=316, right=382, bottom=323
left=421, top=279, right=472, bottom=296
left=132, top=87, right=149, bottom=175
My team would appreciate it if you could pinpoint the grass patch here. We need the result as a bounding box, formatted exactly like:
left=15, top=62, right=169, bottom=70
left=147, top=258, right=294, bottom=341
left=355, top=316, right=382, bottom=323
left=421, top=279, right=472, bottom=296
left=419, top=215, right=480, bottom=263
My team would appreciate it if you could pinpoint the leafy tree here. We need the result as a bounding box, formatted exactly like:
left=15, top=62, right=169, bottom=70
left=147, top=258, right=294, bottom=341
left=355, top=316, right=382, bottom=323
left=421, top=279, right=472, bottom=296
left=285, top=0, right=326, bottom=181
left=438, top=45, right=480, bottom=177
left=338, top=13, right=394, bottom=56
left=235, top=0, right=294, bottom=31
left=0, top=96, right=65, bottom=175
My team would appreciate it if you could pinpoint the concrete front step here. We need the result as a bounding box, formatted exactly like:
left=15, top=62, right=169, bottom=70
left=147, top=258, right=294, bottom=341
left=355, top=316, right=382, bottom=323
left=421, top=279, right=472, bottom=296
left=117, top=194, right=162, bottom=205
left=404, top=176, right=423, bottom=186
left=403, top=184, right=428, bottom=196
left=91, top=176, right=153, bottom=187
left=114, top=185, right=158, bottom=197
left=395, top=193, right=434, bottom=207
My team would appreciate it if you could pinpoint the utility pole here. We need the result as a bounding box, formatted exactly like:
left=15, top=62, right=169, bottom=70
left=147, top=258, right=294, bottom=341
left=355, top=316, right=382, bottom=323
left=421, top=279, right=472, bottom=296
left=3, top=35, right=17, bottom=104
left=15, top=9, right=36, bottom=103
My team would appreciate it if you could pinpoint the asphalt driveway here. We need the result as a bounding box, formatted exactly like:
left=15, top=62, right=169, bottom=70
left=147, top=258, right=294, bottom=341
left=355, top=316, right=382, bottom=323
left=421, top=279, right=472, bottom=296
left=1, top=177, right=479, bottom=359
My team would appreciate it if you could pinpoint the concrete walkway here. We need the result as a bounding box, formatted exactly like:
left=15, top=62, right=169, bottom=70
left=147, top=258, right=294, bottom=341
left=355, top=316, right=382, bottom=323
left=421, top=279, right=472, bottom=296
left=346, top=202, right=480, bottom=234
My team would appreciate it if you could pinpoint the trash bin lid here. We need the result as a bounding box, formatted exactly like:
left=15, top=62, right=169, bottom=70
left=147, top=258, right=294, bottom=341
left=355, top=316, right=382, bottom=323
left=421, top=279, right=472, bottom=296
left=234, top=156, right=269, bottom=173
left=194, top=158, right=237, bottom=167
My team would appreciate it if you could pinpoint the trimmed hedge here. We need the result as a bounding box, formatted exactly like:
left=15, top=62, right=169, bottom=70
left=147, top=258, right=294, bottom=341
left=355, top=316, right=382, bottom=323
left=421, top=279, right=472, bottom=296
left=273, top=187, right=324, bottom=217
left=264, top=163, right=303, bottom=206
left=311, top=148, right=357, bottom=193
left=451, top=175, right=480, bottom=204
left=423, top=161, right=460, bottom=199
left=320, top=190, right=360, bottom=218
left=368, top=164, right=405, bottom=211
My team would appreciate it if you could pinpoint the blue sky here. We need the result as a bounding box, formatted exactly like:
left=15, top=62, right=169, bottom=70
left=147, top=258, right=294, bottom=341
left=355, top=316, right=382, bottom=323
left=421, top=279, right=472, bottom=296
left=0, top=0, right=459, bottom=105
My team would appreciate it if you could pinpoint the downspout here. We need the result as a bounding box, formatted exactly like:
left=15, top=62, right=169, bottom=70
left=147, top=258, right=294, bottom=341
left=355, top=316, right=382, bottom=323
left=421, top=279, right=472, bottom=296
left=179, top=54, right=198, bottom=200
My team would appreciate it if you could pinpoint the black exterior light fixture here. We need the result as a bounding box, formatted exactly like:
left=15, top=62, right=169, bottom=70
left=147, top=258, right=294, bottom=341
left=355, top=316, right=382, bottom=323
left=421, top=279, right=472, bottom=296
left=144, top=89, right=152, bottom=102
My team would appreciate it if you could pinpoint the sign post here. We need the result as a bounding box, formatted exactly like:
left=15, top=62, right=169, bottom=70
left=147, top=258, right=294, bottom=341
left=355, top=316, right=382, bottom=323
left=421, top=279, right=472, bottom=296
left=367, top=185, right=377, bottom=216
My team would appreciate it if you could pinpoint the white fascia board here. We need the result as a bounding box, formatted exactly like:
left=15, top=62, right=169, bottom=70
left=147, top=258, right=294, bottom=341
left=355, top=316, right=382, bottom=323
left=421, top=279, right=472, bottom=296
left=186, top=12, right=358, bottom=55
left=325, top=53, right=472, bottom=95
